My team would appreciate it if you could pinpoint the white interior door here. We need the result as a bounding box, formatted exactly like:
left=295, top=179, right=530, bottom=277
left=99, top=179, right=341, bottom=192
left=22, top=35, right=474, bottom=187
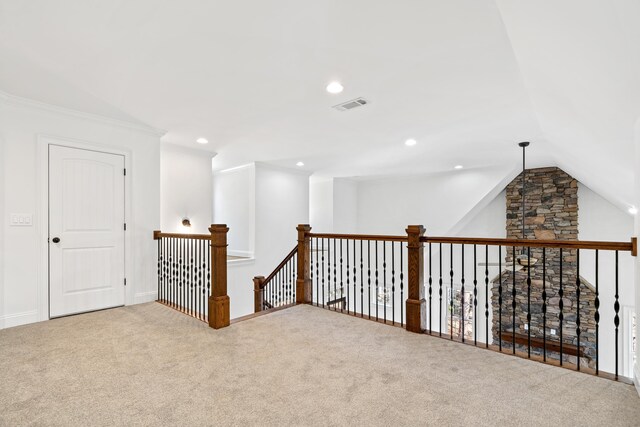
left=49, top=145, right=125, bottom=318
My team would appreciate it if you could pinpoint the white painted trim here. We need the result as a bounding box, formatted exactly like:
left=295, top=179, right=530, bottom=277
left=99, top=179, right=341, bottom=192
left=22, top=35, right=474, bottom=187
left=0, top=90, right=166, bottom=137
left=1, top=310, right=39, bottom=329
left=135, top=291, right=158, bottom=304
left=215, top=163, right=254, bottom=175
left=227, top=258, right=255, bottom=267
left=228, top=250, right=254, bottom=258
left=634, top=363, right=640, bottom=397
left=37, top=134, right=134, bottom=322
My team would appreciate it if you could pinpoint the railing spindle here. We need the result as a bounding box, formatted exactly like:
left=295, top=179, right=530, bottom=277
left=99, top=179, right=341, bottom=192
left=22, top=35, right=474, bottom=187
left=461, top=244, right=465, bottom=343
left=400, top=242, right=404, bottom=327
left=614, top=250, right=620, bottom=379
left=428, top=242, right=432, bottom=334
left=375, top=241, right=379, bottom=321
left=559, top=247, right=564, bottom=365
left=595, top=249, right=599, bottom=375
left=576, top=249, right=581, bottom=370
left=450, top=244, right=454, bottom=340
left=542, top=247, right=546, bottom=361
left=527, top=246, right=531, bottom=358
left=473, top=244, right=477, bottom=345
left=512, top=246, right=516, bottom=355
left=439, top=243, right=443, bottom=337
left=368, top=241, right=371, bottom=319
left=485, top=245, right=489, bottom=348
left=392, top=242, right=396, bottom=324
left=361, top=240, right=364, bottom=318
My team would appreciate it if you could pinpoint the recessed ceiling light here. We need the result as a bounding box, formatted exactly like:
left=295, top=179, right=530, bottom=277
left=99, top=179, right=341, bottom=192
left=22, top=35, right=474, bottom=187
left=405, top=139, right=417, bottom=147
left=454, top=165, right=464, bottom=170
left=296, top=161, right=304, bottom=167
left=628, top=207, right=637, bottom=215
left=196, top=138, right=208, bottom=144
left=326, top=81, right=344, bottom=94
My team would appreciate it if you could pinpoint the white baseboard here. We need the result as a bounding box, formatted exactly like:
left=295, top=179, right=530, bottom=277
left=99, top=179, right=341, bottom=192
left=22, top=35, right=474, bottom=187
left=634, top=364, right=640, bottom=397
left=134, top=290, right=158, bottom=304
left=0, top=310, right=40, bottom=329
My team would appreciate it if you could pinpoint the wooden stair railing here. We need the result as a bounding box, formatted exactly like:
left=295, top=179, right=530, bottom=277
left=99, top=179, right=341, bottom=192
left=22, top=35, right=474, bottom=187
left=253, top=246, right=298, bottom=312
left=153, top=224, right=230, bottom=329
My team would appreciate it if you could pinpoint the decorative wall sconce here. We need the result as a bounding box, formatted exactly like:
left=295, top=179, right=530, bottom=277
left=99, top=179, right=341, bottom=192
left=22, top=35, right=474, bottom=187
left=182, top=218, right=192, bottom=228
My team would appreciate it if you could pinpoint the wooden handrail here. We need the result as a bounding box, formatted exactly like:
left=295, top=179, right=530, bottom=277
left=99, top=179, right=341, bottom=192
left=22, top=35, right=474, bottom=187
left=308, top=232, right=408, bottom=242
left=262, top=246, right=298, bottom=288
left=153, top=231, right=211, bottom=240
left=421, top=236, right=636, bottom=253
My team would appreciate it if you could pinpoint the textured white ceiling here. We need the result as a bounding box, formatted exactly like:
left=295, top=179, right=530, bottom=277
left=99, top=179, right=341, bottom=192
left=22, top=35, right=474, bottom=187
left=0, top=0, right=638, bottom=207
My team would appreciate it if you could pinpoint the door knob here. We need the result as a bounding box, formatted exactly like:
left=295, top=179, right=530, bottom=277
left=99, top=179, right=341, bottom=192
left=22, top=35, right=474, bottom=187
left=52, top=237, right=61, bottom=243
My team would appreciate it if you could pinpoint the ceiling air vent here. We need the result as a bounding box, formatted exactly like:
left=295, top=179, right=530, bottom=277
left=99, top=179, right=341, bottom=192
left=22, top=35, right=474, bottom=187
left=333, top=97, right=369, bottom=111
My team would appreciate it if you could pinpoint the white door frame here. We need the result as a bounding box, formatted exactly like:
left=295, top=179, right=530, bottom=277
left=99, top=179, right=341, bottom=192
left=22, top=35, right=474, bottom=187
left=37, top=134, right=134, bottom=321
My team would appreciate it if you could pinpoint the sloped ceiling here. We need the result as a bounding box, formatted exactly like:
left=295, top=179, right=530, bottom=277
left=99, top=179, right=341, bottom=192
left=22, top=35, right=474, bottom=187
left=0, top=0, right=638, bottom=208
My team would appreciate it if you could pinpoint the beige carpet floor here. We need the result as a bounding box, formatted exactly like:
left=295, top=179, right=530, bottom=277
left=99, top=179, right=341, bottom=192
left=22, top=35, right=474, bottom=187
left=1, top=303, right=639, bottom=426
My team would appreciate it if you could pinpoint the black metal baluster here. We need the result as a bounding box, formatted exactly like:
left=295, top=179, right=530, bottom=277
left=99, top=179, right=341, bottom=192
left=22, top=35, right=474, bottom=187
left=206, top=238, right=210, bottom=318
left=428, top=242, right=433, bottom=334
left=368, top=241, right=371, bottom=319
left=527, top=246, right=531, bottom=358
left=461, top=245, right=465, bottom=342
left=594, top=249, right=599, bottom=375
left=450, top=244, right=454, bottom=340
left=157, top=238, right=161, bottom=302
left=542, top=248, right=547, bottom=361
left=392, top=242, right=396, bottom=325
left=375, top=241, right=379, bottom=321
left=340, top=239, right=344, bottom=313
left=171, top=238, right=175, bottom=308
left=400, top=242, right=404, bottom=327
left=310, top=237, right=315, bottom=306
left=559, top=248, right=564, bottom=365
left=191, top=240, right=195, bottom=316
left=614, top=250, right=620, bottom=379
left=485, top=245, right=489, bottom=348
left=181, top=238, right=185, bottom=311
left=360, top=240, right=364, bottom=318
left=322, top=238, right=325, bottom=308
left=346, top=239, right=350, bottom=312
left=576, top=249, right=581, bottom=371
left=439, top=243, right=443, bottom=337
left=473, top=244, right=477, bottom=345
left=498, top=246, right=502, bottom=351
left=512, top=246, right=516, bottom=355
left=383, top=242, right=387, bottom=322
left=353, top=240, right=357, bottom=316
left=334, top=239, right=337, bottom=311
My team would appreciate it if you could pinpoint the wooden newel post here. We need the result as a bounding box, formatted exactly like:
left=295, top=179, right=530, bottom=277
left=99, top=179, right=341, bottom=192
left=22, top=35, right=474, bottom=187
left=406, top=225, right=426, bottom=333
left=153, top=230, right=161, bottom=240
left=209, top=224, right=230, bottom=329
left=296, top=224, right=312, bottom=304
left=253, top=276, right=265, bottom=313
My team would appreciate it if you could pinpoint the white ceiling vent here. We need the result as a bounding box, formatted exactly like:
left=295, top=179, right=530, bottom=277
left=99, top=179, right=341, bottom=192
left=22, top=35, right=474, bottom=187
left=333, top=97, right=369, bottom=111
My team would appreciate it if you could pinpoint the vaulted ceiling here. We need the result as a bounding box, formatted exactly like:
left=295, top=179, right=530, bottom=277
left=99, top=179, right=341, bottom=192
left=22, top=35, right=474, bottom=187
left=1, top=1, right=638, bottom=207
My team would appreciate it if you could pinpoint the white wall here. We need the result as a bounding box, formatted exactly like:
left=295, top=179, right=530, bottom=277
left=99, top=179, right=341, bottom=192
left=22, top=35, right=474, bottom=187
left=356, top=166, right=515, bottom=235
left=578, top=184, right=636, bottom=377
left=216, top=162, right=310, bottom=319
left=160, top=143, right=214, bottom=234
left=213, top=164, right=255, bottom=258
left=333, top=178, right=358, bottom=233
left=0, top=93, right=162, bottom=329
left=309, top=179, right=333, bottom=233
left=0, top=132, right=4, bottom=328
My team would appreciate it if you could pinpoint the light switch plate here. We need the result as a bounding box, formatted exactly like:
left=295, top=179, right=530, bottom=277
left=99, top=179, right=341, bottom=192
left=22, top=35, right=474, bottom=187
left=10, top=213, right=33, bottom=226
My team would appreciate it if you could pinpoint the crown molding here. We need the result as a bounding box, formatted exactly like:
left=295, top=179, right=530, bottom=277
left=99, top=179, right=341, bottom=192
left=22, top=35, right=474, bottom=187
left=0, top=90, right=166, bottom=138
left=161, top=141, right=217, bottom=158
